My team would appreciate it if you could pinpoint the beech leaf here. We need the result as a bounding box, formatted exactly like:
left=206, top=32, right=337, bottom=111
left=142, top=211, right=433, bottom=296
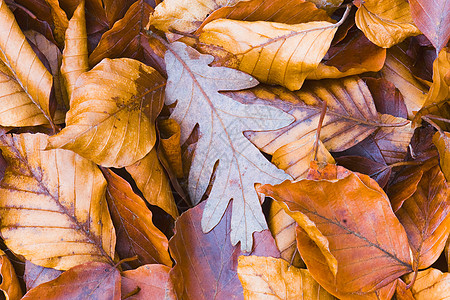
left=165, top=42, right=293, bottom=251
left=0, top=133, right=115, bottom=270
left=434, top=130, right=450, bottom=181
left=404, top=268, right=450, bottom=299
left=46, top=58, right=165, bottom=168
left=0, top=249, right=22, bottom=300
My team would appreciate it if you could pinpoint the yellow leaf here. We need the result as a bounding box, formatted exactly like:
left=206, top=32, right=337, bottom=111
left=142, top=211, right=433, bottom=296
left=47, top=58, right=165, bottom=168
left=0, top=0, right=54, bottom=126
left=149, top=0, right=250, bottom=34
left=355, top=0, right=421, bottom=48
left=237, top=256, right=336, bottom=300
left=61, top=0, right=89, bottom=101
left=200, top=9, right=349, bottom=90
left=0, top=133, right=115, bottom=270
left=404, top=268, right=450, bottom=300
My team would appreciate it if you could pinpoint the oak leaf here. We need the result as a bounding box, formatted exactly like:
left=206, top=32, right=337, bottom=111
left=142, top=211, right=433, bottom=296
left=0, top=133, right=115, bottom=270
left=354, top=0, right=421, bottom=48
left=164, top=42, right=293, bottom=251
left=22, top=262, right=121, bottom=300
left=199, top=10, right=348, bottom=90
left=258, top=166, right=413, bottom=298
left=47, top=58, right=165, bottom=168
left=237, top=256, right=336, bottom=299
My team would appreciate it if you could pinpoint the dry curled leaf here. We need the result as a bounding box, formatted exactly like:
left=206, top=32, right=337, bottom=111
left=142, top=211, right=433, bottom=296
left=0, top=133, right=115, bottom=270
left=47, top=58, right=165, bottom=168
left=403, top=268, right=450, bottom=299
left=165, top=42, right=293, bottom=251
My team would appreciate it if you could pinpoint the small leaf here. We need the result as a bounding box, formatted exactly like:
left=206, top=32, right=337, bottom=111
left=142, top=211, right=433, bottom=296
left=0, top=249, right=22, bottom=300
left=237, top=256, right=336, bottom=299
left=22, top=262, right=121, bottom=300
left=47, top=58, right=165, bottom=168
left=354, top=0, right=420, bottom=48
left=404, top=268, right=450, bottom=299
left=0, top=133, right=115, bottom=270
left=24, top=261, right=62, bottom=291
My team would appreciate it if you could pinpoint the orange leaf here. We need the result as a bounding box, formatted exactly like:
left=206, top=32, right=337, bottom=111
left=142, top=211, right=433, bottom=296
left=404, top=268, right=450, bottom=299
left=434, top=130, right=450, bottom=181
left=0, top=249, right=22, bottom=300
left=158, top=119, right=184, bottom=179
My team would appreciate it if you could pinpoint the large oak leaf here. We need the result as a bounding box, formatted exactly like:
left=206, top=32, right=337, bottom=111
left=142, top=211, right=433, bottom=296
left=47, top=58, right=165, bottom=168
left=258, top=168, right=413, bottom=298
left=0, top=133, right=115, bottom=270
left=165, top=42, right=293, bottom=251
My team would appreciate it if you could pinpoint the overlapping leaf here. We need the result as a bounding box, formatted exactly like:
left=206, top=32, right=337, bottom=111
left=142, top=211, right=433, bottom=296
left=404, top=268, right=450, bottom=299
left=47, top=58, right=165, bottom=168
left=0, top=250, right=22, bottom=300
left=434, top=130, right=450, bottom=181
left=24, top=261, right=62, bottom=291
left=0, top=133, right=115, bottom=270
left=164, top=42, right=293, bottom=251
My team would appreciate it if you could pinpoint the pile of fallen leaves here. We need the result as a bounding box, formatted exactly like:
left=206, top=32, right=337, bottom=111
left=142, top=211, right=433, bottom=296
left=0, top=0, right=448, bottom=298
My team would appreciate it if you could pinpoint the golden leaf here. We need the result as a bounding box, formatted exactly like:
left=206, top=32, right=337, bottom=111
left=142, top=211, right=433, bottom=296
left=355, top=0, right=421, bottom=48
left=47, top=58, right=165, bottom=168
left=404, top=268, right=450, bottom=299
left=433, top=130, right=450, bottom=181
left=0, top=133, right=115, bottom=270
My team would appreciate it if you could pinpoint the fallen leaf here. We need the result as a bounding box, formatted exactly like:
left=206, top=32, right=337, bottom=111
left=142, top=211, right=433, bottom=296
left=121, top=264, right=176, bottom=300
left=199, top=8, right=349, bottom=90
left=0, top=0, right=54, bottom=126
left=44, top=0, right=68, bottom=47
left=433, top=130, right=450, bottom=181
left=308, top=0, right=343, bottom=14
left=169, top=201, right=280, bottom=300
left=409, top=0, right=450, bottom=52
left=394, top=279, right=415, bottom=300
left=47, top=58, right=165, bottom=168
left=24, top=260, right=62, bottom=291
left=0, top=133, right=115, bottom=270
left=403, top=268, right=450, bottom=299
left=396, top=164, right=450, bottom=269
left=61, top=0, right=89, bottom=100
left=242, top=77, right=390, bottom=155
left=364, top=77, right=408, bottom=119
left=0, top=249, right=22, bottom=300
left=165, top=42, right=293, bottom=251
left=89, top=0, right=167, bottom=77
left=335, top=156, right=391, bottom=188
left=149, top=0, right=249, bottom=34
left=102, top=169, right=172, bottom=268
left=237, top=256, right=336, bottom=299
left=125, top=148, right=178, bottom=219
left=258, top=168, right=413, bottom=298
left=22, top=262, right=121, bottom=300
left=158, top=119, right=184, bottom=178
left=354, top=0, right=420, bottom=48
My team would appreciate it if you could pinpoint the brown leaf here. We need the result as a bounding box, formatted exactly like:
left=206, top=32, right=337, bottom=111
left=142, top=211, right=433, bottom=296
left=47, top=58, right=165, bottom=168
left=396, top=164, right=450, bottom=269
left=409, top=0, right=450, bottom=52
left=125, top=148, right=178, bottom=219
left=242, top=77, right=390, bottom=155
left=354, top=0, right=420, bottom=48
left=24, top=260, right=62, bottom=291
left=89, top=0, right=167, bottom=77
left=434, top=130, right=450, bottom=181
left=335, top=156, right=391, bottom=188
left=0, top=249, right=22, bottom=300
left=158, top=119, right=184, bottom=178
left=22, top=262, right=121, bottom=300
left=365, top=77, right=408, bottom=119
left=102, top=168, right=172, bottom=268
left=308, top=0, right=343, bottom=14
left=199, top=9, right=349, bottom=91
left=44, top=0, right=68, bottom=47
left=394, top=279, right=415, bottom=300
left=164, top=42, right=293, bottom=251
left=237, top=256, right=336, bottom=299
left=0, top=0, right=54, bottom=126
left=61, top=0, right=88, bottom=100
left=258, top=168, right=413, bottom=298
left=0, top=133, right=115, bottom=270
left=121, top=265, right=176, bottom=299
left=169, top=201, right=280, bottom=300
left=403, top=268, right=450, bottom=299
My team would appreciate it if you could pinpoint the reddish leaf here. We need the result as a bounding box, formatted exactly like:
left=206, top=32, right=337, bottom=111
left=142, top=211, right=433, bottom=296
left=169, top=201, right=280, bottom=300
left=335, top=156, right=391, bottom=188
left=22, top=262, right=121, bottom=300
left=365, top=78, right=408, bottom=119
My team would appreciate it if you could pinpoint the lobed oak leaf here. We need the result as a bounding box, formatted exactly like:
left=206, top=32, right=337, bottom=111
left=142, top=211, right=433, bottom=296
left=0, top=133, right=115, bottom=270
left=61, top=0, right=89, bottom=101
left=199, top=9, right=349, bottom=91
left=22, top=262, right=121, bottom=300
left=403, top=268, right=450, bottom=299
left=258, top=166, right=413, bottom=298
left=24, top=261, right=62, bottom=291
left=121, top=264, right=176, bottom=300
left=0, top=0, right=54, bottom=126
left=0, top=249, right=22, bottom=300
left=165, top=42, right=293, bottom=251
left=47, top=58, right=165, bottom=168
left=102, top=169, right=172, bottom=268
left=354, top=0, right=421, bottom=48
left=237, top=256, right=336, bottom=299
left=396, top=164, right=450, bottom=269
left=168, top=201, right=280, bottom=300
left=409, top=0, right=450, bottom=52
